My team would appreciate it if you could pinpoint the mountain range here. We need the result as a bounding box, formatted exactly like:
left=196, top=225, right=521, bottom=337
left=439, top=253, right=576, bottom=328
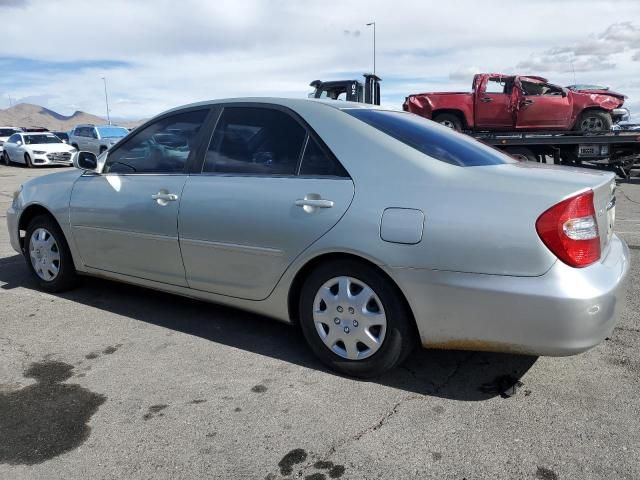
left=0, top=103, right=142, bottom=131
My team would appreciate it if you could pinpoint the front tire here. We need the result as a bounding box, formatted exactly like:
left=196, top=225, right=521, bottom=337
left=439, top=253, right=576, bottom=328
left=433, top=113, right=463, bottom=131
left=299, top=260, right=416, bottom=378
left=2, top=152, right=9, bottom=166
left=575, top=111, right=612, bottom=132
left=24, top=153, right=33, bottom=168
left=24, top=215, right=77, bottom=292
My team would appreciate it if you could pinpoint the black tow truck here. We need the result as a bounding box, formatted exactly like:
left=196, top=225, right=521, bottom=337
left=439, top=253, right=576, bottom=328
left=308, top=74, right=640, bottom=178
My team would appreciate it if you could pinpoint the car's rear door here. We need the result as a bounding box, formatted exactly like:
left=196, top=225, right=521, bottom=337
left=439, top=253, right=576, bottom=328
left=69, top=107, right=212, bottom=286
left=178, top=104, right=355, bottom=300
left=515, top=78, right=573, bottom=129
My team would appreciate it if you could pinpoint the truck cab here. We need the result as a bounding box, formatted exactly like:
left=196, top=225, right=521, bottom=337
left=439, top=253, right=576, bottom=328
left=309, top=74, right=381, bottom=105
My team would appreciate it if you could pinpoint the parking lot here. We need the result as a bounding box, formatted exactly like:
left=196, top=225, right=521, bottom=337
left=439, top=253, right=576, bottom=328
left=1, top=164, right=639, bottom=479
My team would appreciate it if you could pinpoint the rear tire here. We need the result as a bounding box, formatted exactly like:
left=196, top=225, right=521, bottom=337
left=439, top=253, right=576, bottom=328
left=24, top=214, right=77, bottom=292
left=298, top=259, right=416, bottom=378
left=504, top=147, right=538, bottom=162
left=24, top=153, right=33, bottom=168
left=575, top=111, right=612, bottom=132
left=433, top=113, right=463, bottom=131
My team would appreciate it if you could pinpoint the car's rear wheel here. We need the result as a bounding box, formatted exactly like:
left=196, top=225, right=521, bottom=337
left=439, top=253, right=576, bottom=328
left=576, top=111, right=612, bottom=132
left=433, top=113, right=463, bottom=131
left=299, top=260, right=416, bottom=378
left=24, top=215, right=77, bottom=292
left=24, top=153, right=33, bottom=168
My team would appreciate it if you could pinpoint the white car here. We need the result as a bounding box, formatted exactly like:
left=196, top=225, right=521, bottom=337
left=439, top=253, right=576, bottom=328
left=0, top=127, right=22, bottom=155
left=2, top=132, right=77, bottom=167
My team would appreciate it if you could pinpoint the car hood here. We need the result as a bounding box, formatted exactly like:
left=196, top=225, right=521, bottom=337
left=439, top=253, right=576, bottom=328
left=26, top=143, right=76, bottom=152
left=569, top=87, right=625, bottom=101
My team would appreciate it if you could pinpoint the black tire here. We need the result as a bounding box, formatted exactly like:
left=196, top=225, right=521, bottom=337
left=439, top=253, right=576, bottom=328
left=2, top=151, right=9, bottom=166
left=24, top=153, right=33, bottom=168
left=24, top=214, right=77, bottom=292
left=504, top=147, right=538, bottom=162
left=433, top=113, right=463, bottom=131
left=575, top=110, right=612, bottom=132
left=299, top=259, right=416, bottom=378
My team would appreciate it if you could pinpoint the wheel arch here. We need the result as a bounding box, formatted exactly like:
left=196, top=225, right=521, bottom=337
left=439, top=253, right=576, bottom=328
left=286, top=252, right=417, bottom=331
left=572, top=106, right=611, bottom=129
left=18, top=204, right=58, bottom=251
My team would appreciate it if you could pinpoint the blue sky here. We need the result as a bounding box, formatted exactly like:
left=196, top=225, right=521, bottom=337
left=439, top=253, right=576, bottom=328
left=0, top=0, right=639, bottom=120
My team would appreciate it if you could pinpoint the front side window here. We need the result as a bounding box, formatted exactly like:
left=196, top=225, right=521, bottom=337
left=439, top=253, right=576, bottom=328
left=7, top=134, right=20, bottom=143
left=203, top=107, right=306, bottom=175
left=345, top=109, right=515, bottom=167
left=104, top=109, right=208, bottom=174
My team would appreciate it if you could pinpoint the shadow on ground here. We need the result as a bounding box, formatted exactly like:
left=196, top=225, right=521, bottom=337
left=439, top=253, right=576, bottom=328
left=0, top=255, right=537, bottom=401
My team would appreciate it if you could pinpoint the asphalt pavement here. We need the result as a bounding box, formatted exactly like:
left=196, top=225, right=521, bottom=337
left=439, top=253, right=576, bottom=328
left=1, top=164, right=639, bottom=480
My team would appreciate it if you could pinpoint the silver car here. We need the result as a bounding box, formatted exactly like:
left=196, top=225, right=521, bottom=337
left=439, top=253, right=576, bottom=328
left=6, top=98, right=630, bottom=377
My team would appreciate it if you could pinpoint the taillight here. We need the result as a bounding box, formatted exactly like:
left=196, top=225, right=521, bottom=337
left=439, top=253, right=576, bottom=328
left=536, top=190, right=600, bottom=268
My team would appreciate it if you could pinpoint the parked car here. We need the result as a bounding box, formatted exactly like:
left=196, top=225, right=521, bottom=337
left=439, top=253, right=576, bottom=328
left=68, top=124, right=129, bottom=155
left=53, top=131, right=70, bottom=144
left=404, top=73, right=629, bottom=132
left=6, top=99, right=629, bottom=377
left=2, top=131, right=76, bottom=167
left=0, top=127, right=23, bottom=156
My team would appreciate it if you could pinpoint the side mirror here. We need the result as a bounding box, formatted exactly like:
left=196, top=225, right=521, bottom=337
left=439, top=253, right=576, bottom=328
left=16, top=141, right=22, bottom=146
left=74, top=151, right=98, bottom=172
left=561, top=89, right=568, bottom=98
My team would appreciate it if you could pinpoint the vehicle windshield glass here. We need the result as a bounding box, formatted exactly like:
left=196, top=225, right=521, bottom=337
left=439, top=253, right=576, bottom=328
left=0, top=128, right=21, bottom=137
left=345, top=109, right=515, bottom=167
left=97, top=126, right=129, bottom=138
left=23, top=134, right=62, bottom=145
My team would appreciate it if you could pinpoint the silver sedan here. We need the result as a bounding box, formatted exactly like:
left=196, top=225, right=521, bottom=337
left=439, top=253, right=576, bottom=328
left=6, top=98, right=630, bottom=377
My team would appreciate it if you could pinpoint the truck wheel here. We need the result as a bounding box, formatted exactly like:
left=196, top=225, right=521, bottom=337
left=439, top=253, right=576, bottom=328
left=433, top=113, right=463, bottom=131
left=504, top=147, right=538, bottom=162
left=576, top=111, right=612, bottom=132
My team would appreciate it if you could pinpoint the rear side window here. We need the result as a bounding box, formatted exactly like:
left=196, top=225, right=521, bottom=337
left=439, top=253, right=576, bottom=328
left=203, top=107, right=306, bottom=175
left=299, top=136, right=348, bottom=177
left=345, top=109, right=515, bottom=167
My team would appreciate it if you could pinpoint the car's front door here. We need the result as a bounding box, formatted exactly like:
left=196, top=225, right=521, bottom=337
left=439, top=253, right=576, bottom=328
left=4, top=134, right=20, bottom=159
left=474, top=76, right=515, bottom=129
left=69, top=108, right=211, bottom=286
left=514, top=78, right=573, bottom=129
left=179, top=105, right=355, bottom=300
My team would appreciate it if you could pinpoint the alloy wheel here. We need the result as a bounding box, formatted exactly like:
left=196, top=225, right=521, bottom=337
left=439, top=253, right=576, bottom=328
left=580, top=116, right=604, bottom=132
left=312, top=276, right=387, bottom=360
left=29, top=228, right=61, bottom=281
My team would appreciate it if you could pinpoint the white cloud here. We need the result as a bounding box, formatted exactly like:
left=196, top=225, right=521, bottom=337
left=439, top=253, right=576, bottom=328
left=0, top=0, right=639, bottom=121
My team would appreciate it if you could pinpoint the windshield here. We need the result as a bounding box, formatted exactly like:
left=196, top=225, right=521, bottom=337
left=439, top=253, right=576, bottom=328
left=97, top=126, right=129, bottom=138
left=0, top=128, right=21, bottom=137
left=344, top=109, right=515, bottom=167
left=23, top=134, right=62, bottom=145
left=54, top=132, right=69, bottom=140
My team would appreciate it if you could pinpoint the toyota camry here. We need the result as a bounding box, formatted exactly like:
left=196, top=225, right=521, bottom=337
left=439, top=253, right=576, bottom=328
left=6, top=98, right=630, bottom=377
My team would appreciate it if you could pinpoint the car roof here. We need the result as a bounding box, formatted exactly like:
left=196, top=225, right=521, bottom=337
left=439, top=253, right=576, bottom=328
left=157, top=97, right=397, bottom=117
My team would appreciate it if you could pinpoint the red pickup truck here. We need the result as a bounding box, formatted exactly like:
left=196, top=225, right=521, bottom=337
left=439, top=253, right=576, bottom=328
left=403, top=73, right=629, bottom=132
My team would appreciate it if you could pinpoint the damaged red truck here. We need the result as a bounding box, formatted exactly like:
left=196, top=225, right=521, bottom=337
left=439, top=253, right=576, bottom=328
left=403, top=73, right=629, bottom=132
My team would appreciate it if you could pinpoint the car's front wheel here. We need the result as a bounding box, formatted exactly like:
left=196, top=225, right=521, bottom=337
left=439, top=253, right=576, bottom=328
left=2, top=152, right=10, bottom=166
left=299, top=260, right=416, bottom=378
left=24, top=153, right=33, bottom=168
left=24, top=215, right=77, bottom=292
left=576, top=110, right=612, bottom=132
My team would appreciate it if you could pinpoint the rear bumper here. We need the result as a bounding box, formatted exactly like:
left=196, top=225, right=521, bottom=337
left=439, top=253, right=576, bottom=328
left=391, top=234, right=630, bottom=356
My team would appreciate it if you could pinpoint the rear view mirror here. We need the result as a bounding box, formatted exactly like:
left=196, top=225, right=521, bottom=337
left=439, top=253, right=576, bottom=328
left=74, top=151, right=98, bottom=172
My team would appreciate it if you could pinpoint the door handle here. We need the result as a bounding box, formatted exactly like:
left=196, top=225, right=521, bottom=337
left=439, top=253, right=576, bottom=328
left=295, top=199, right=334, bottom=208
left=480, top=97, right=493, bottom=103
left=521, top=99, right=534, bottom=105
left=152, top=191, right=178, bottom=206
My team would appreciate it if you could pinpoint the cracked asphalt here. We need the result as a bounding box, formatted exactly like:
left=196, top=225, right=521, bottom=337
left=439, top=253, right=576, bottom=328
left=1, top=164, right=639, bottom=479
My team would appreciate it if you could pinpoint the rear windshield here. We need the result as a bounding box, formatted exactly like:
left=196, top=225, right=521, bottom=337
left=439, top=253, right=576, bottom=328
left=97, top=126, right=129, bottom=138
left=345, top=109, right=515, bottom=167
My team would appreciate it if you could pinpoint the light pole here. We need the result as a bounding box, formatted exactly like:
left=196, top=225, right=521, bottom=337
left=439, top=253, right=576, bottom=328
left=101, top=76, right=111, bottom=125
left=366, top=21, right=376, bottom=76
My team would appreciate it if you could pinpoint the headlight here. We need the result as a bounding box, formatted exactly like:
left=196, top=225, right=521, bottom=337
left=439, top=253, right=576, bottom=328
left=33, top=150, right=46, bottom=154
left=13, top=185, right=23, bottom=201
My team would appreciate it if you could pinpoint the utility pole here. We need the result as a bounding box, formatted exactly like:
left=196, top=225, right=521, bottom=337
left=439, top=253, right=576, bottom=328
left=366, top=21, right=376, bottom=76
left=101, top=76, right=111, bottom=125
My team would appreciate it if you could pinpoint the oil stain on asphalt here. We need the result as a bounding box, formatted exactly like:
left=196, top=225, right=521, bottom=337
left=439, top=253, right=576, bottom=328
left=0, top=360, right=106, bottom=465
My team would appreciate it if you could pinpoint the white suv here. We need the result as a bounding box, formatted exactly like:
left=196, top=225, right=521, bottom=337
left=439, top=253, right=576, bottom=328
left=0, top=127, right=23, bottom=156
left=69, top=124, right=130, bottom=155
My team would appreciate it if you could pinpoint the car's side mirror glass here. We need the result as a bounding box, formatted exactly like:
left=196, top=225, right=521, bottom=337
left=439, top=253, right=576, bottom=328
left=74, top=151, right=98, bottom=172
left=16, top=141, right=22, bottom=146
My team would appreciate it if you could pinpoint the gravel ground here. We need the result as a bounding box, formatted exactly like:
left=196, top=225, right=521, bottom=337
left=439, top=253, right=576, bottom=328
left=1, top=164, right=639, bottom=480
